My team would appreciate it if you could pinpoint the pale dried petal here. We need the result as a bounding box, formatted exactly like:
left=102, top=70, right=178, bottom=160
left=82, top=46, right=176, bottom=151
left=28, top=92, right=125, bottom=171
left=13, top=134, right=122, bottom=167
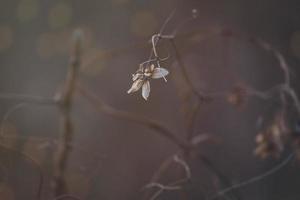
left=132, top=73, right=143, bottom=81
left=142, top=80, right=150, bottom=100
left=150, top=64, right=155, bottom=71
left=127, top=79, right=143, bottom=94
left=151, top=68, right=169, bottom=79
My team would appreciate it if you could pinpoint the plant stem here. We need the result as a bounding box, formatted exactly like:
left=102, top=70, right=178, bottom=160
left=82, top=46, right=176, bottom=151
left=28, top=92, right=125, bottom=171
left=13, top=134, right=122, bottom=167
left=53, top=30, right=82, bottom=196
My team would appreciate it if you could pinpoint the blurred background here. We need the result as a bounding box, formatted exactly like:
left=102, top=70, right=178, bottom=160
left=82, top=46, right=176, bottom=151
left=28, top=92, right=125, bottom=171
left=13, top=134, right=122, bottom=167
left=0, top=0, right=300, bottom=199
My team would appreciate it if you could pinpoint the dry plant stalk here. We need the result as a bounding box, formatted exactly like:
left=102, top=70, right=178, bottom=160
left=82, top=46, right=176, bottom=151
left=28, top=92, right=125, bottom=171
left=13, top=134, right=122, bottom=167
left=77, top=10, right=237, bottom=200
left=0, top=8, right=299, bottom=200
left=77, top=83, right=191, bottom=150
left=135, top=12, right=234, bottom=200
left=0, top=144, right=43, bottom=200
left=53, top=30, right=83, bottom=196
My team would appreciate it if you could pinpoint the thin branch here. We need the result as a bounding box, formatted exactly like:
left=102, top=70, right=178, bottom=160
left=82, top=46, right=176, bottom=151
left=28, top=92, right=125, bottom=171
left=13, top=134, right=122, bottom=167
left=142, top=21, right=242, bottom=200
left=0, top=99, right=57, bottom=140
left=148, top=32, right=209, bottom=141
left=170, top=38, right=209, bottom=102
left=145, top=183, right=181, bottom=200
left=77, top=84, right=191, bottom=151
left=158, top=8, right=177, bottom=35
left=53, top=30, right=83, bottom=196
left=144, top=154, right=191, bottom=200
left=169, top=38, right=210, bottom=141
left=207, top=153, right=294, bottom=200
left=254, top=38, right=300, bottom=116
left=81, top=27, right=220, bottom=72
left=195, top=152, right=241, bottom=200
left=0, top=93, right=57, bottom=105
left=173, top=155, right=191, bottom=179
left=0, top=143, right=43, bottom=200
left=0, top=103, right=27, bottom=138
left=0, top=96, right=56, bottom=139
left=171, top=9, right=198, bottom=37
left=142, top=155, right=175, bottom=200
left=147, top=9, right=177, bottom=64
left=209, top=32, right=300, bottom=117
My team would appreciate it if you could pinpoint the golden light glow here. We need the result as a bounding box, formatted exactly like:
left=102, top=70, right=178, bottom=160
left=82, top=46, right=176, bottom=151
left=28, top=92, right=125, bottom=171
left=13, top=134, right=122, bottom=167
left=130, top=11, right=157, bottom=37
left=48, top=2, right=72, bottom=29
left=81, top=48, right=108, bottom=76
left=16, top=0, right=39, bottom=23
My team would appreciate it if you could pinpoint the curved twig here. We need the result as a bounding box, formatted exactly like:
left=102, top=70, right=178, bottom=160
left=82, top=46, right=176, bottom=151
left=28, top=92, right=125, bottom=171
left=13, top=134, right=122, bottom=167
left=0, top=93, right=56, bottom=105
left=77, top=83, right=191, bottom=151
left=207, top=153, right=294, bottom=200
left=0, top=144, right=44, bottom=200
left=54, top=30, right=83, bottom=196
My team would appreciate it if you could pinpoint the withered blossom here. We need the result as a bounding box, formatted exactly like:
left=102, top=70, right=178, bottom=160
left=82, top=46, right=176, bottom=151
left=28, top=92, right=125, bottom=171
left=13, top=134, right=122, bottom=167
left=254, top=113, right=288, bottom=159
left=227, top=85, right=248, bottom=109
left=127, top=64, right=169, bottom=100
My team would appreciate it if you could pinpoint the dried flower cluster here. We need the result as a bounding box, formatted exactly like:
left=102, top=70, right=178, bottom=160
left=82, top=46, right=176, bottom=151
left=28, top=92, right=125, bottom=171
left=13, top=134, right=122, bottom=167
left=127, top=64, right=169, bottom=100
left=255, top=124, right=285, bottom=159
left=254, top=113, right=289, bottom=159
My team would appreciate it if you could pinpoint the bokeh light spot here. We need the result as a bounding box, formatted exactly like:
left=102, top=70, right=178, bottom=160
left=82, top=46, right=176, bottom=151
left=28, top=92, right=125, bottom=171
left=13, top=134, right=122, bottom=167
left=81, top=48, right=108, bottom=76
left=37, top=28, right=95, bottom=59
left=130, top=10, right=157, bottom=37
left=48, top=2, right=72, bottom=29
left=0, top=26, right=13, bottom=52
left=16, top=0, right=39, bottom=23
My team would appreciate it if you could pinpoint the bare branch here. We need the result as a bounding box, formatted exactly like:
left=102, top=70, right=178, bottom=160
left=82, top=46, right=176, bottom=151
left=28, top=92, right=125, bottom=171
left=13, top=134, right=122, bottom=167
left=77, top=83, right=191, bottom=151
left=0, top=143, right=44, bottom=200
left=207, top=153, right=294, bottom=200
left=144, top=154, right=191, bottom=200
left=173, top=155, right=191, bottom=179
left=53, top=30, right=83, bottom=196
left=0, top=93, right=57, bottom=105
left=0, top=103, right=27, bottom=138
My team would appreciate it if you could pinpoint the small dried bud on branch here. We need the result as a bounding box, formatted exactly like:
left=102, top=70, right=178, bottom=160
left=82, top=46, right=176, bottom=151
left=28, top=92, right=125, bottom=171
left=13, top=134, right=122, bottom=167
left=227, top=85, right=248, bottom=109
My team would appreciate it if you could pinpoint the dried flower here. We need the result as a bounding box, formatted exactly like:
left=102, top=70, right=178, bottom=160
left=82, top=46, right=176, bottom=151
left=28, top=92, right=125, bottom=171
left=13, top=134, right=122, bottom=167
left=254, top=113, right=288, bottom=159
left=227, top=85, right=248, bottom=109
left=127, top=64, right=169, bottom=100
